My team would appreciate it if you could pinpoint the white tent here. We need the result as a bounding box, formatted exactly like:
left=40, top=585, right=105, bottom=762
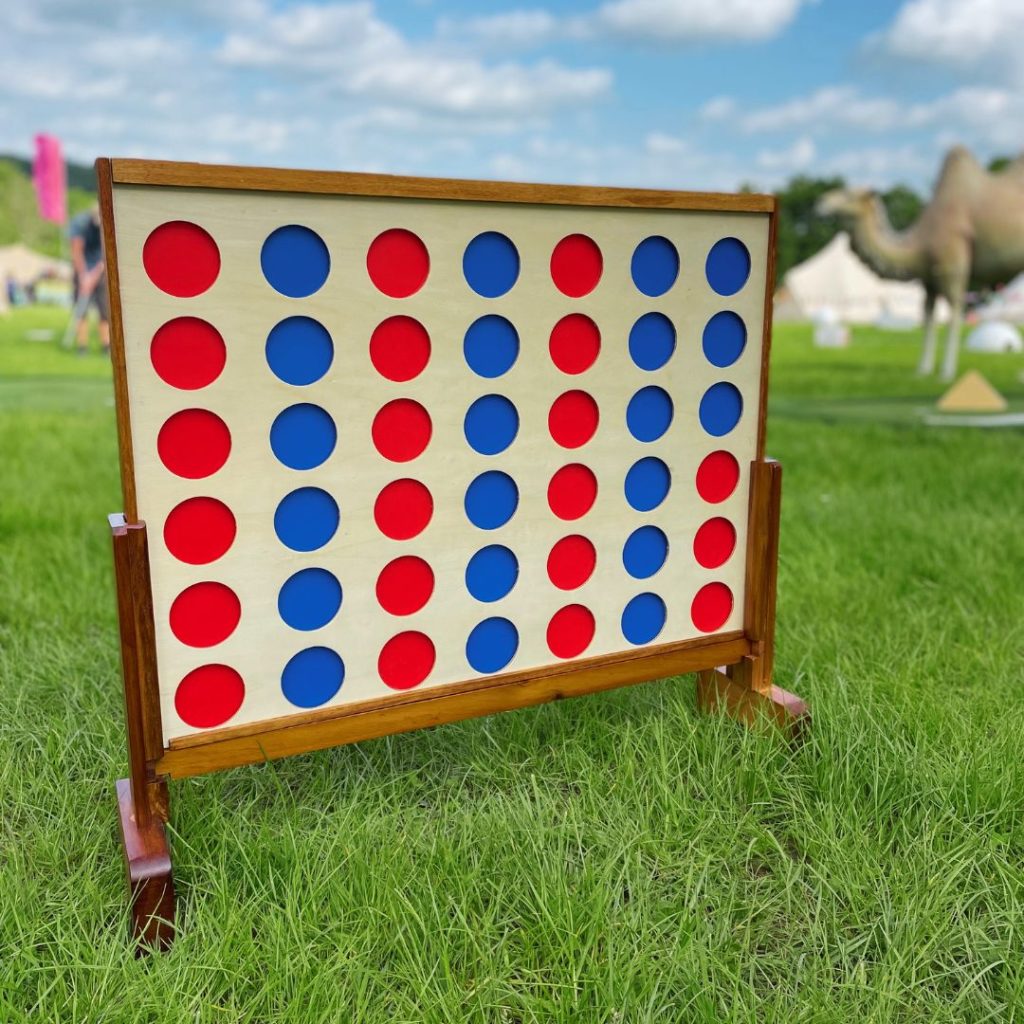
left=965, top=320, right=1023, bottom=353
left=974, top=273, right=1024, bottom=323
left=774, top=232, right=947, bottom=327
left=0, top=243, right=71, bottom=314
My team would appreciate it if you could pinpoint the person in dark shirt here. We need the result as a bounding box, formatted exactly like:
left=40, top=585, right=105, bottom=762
left=69, top=208, right=109, bottom=354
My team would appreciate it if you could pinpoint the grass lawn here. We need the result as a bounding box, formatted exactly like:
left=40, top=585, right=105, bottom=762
left=1, top=306, right=1023, bottom=1022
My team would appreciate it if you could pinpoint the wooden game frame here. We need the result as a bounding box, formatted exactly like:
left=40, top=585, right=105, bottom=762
left=97, top=157, right=808, bottom=950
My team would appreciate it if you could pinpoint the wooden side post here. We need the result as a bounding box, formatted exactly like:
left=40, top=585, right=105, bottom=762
left=696, top=460, right=809, bottom=739
left=109, top=513, right=176, bottom=951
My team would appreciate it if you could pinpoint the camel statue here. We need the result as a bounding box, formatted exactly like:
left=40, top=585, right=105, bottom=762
left=817, top=146, right=1024, bottom=380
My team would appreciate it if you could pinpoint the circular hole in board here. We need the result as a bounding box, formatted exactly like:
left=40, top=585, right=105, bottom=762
left=261, top=224, right=330, bottom=298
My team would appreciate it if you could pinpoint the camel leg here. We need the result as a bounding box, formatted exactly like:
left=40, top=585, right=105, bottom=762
left=940, top=296, right=965, bottom=383
left=916, top=291, right=938, bottom=375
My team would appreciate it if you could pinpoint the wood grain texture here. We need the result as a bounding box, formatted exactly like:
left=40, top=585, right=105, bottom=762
left=116, top=777, right=175, bottom=952
left=110, top=515, right=164, bottom=821
left=97, top=159, right=138, bottom=521
left=157, top=632, right=750, bottom=778
left=109, top=158, right=775, bottom=213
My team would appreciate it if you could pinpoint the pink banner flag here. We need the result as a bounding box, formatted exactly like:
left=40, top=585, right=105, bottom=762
left=32, top=134, right=67, bottom=225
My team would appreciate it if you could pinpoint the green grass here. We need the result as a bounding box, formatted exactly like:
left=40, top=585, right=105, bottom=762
left=1, top=307, right=1023, bottom=1022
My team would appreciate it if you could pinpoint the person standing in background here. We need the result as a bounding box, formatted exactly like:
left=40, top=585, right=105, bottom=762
left=69, top=207, right=109, bottom=354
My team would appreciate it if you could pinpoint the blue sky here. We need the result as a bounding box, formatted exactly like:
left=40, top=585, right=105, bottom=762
left=2, top=0, right=1021, bottom=192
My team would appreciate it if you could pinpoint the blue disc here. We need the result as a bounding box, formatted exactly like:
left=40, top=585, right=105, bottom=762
left=626, top=386, right=673, bottom=443
left=278, top=567, right=342, bottom=631
left=465, top=545, right=519, bottom=602
left=621, top=593, right=667, bottom=646
left=281, top=646, right=344, bottom=707
left=624, top=457, right=670, bottom=512
left=631, top=236, right=679, bottom=297
left=463, top=315, right=519, bottom=378
left=705, top=237, right=750, bottom=296
left=699, top=382, right=743, bottom=436
left=274, top=487, right=339, bottom=551
left=466, top=617, right=519, bottom=673
left=265, top=316, right=334, bottom=386
left=622, top=525, right=669, bottom=579
left=270, top=404, right=337, bottom=470
left=261, top=225, right=330, bottom=298
left=464, top=471, right=519, bottom=530
left=628, top=312, right=675, bottom=371
left=463, top=232, right=519, bottom=298
left=464, top=394, right=519, bottom=456
left=702, top=311, right=747, bottom=368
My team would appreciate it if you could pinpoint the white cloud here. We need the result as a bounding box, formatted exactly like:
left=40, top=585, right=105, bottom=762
left=219, top=2, right=611, bottom=116
left=644, top=132, right=689, bottom=155
left=756, top=135, right=816, bottom=172
left=703, top=83, right=1024, bottom=152
left=438, top=9, right=561, bottom=49
left=878, top=0, right=1024, bottom=84
left=594, top=0, right=811, bottom=42
left=699, top=96, right=737, bottom=121
left=442, top=0, right=811, bottom=51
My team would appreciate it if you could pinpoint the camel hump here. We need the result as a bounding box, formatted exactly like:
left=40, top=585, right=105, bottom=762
left=933, top=146, right=983, bottom=195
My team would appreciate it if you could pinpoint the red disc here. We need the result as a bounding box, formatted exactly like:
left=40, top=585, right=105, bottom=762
left=691, top=582, right=734, bottom=633
left=547, top=464, right=597, bottom=520
left=157, top=409, right=231, bottom=479
left=174, top=663, right=245, bottom=728
left=143, top=221, right=220, bottom=297
left=550, top=234, right=602, bottom=297
left=546, top=535, right=596, bottom=590
left=693, top=517, right=736, bottom=569
left=549, top=313, right=600, bottom=374
left=372, top=399, right=432, bottom=462
left=366, top=228, right=429, bottom=298
left=548, top=390, right=599, bottom=449
left=150, top=317, right=226, bottom=390
left=169, top=581, right=241, bottom=647
left=695, top=450, right=740, bottom=504
left=376, top=556, right=435, bottom=615
left=378, top=631, right=436, bottom=689
left=374, top=479, right=433, bottom=540
left=369, top=316, right=430, bottom=381
left=163, top=497, right=236, bottom=564
left=546, top=604, right=595, bottom=658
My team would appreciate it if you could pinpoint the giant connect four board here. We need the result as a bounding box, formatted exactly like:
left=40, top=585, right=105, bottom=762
left=104, top=164, right=771, bottom=746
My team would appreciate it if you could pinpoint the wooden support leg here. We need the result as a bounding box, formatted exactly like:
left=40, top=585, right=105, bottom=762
left=696, top=662, right=809, bottom=741
left=110, top=514, right=176, bottom=951
left=696, top=459, right=809, bottom=741
left=116, top=777, right=175, bottom=952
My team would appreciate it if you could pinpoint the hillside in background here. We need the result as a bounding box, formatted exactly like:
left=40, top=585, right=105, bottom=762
left=0, top=152, right=96, bottom=192
left=0, top=158, right=96, bottom=259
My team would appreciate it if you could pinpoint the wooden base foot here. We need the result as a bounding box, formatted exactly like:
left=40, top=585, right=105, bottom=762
left=696, top=667, right=809, bottom=742
left=116, top=777, right=175, bottom=953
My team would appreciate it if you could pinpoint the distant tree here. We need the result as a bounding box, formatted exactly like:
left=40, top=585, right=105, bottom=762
left=988, top=155, right=1012, bottom=173
left=0, top=160, right=95, bottom=258
left=880, top=184, right=924, bottom=231
left=773, top=175, right=845, bottom=285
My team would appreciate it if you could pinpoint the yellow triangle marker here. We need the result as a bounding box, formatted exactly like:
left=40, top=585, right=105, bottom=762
left=936, top=370, right=1008, bottom=413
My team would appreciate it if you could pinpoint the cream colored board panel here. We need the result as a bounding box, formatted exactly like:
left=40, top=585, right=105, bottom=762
left=111, top=184, right=769, bottom=743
